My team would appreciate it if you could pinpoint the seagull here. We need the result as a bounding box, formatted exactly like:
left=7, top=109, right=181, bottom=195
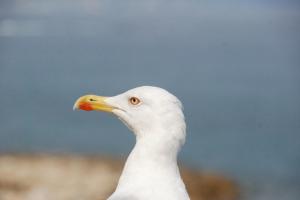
left=73, top=86, right=190, bottom=200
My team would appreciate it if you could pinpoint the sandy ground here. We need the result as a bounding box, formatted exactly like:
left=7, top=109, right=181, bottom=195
left=0, top=154, right=239, bottom=200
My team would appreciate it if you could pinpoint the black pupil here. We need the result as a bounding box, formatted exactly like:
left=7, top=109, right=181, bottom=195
left=131, top=98, right=138, bottom=103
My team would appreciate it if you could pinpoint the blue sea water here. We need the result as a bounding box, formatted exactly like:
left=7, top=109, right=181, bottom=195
left=0, top=1, right=300, bottom=199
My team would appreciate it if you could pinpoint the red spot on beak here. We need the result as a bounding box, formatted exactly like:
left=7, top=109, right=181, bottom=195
left=79, top=102, right=93, bottom=111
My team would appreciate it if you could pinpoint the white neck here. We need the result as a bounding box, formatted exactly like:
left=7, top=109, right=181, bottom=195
left=109, top=129, right=190, bottom=200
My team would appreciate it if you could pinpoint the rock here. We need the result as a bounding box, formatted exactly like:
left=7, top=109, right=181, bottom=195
left=0, top=154, right=239, bottom=200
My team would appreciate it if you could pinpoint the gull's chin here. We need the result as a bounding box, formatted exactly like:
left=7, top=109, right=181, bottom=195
left=112, top=109, right=127, bottom=122
left=112, top=109, right=135, bottom=133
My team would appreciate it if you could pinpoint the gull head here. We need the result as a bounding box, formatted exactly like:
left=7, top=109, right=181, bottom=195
left=74, top=86, right=186, bottom=144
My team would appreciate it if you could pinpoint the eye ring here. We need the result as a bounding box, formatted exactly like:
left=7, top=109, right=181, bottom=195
left=129, top=97, right=141, bottom=105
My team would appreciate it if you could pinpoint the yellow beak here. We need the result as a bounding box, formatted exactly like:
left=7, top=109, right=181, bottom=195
left=73, top=95, right=114, bottom=113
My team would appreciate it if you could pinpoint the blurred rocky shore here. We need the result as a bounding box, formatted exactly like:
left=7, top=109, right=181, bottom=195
left=0, top=154, right=239, bottom=200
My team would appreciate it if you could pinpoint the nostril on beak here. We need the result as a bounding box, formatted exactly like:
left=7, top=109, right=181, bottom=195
left=89, top=98, right=97, bottom=102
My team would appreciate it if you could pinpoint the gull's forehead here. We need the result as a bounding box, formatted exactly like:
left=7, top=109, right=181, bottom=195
left=109, top=86, right=183, bottom=112
left=121, top=86, right=182, bottom=109
left=126, top=86, right=173, bottom=99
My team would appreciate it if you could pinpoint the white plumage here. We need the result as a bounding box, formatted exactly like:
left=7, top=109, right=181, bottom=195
left=74, top=86, right=190, bottom=200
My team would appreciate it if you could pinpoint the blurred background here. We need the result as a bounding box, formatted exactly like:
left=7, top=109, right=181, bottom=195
left=0, top=0, right=299, bottom=199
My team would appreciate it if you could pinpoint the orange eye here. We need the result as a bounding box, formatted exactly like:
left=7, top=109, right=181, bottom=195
left=129, top=97, right=141, bottom=105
